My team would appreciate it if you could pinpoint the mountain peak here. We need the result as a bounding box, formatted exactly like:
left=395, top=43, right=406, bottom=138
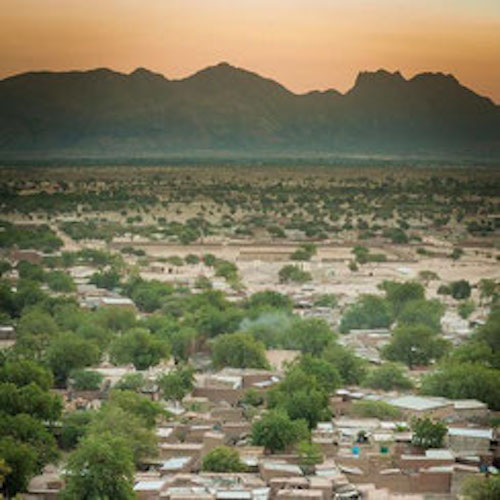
left=130, top=67, right=166, bottom=81
left=189, top=61, right=254, bottom=80
left=352, top=69, right=406, bottom=89
left=410, top=71, right=458, bottom=86
left=181, top=62, right=292, bottom=95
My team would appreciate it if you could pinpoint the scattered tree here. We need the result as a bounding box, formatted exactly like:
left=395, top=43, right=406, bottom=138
left=251, top=410, right=309, bottom=453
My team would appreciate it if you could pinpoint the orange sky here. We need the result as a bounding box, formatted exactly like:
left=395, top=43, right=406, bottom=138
left=1, top=0, right=500, bottom=102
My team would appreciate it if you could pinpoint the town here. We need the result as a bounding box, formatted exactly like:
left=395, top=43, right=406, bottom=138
left=0, top=165, right=499, bottom=499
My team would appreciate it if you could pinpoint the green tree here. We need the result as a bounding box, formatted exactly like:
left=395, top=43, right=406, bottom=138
left=421, top=362, right=500, bottom=410
left=17, top=261, right=45, bottom=282
left=16, top=308, right=59, bottom=359
left=188, top=304, right=243, bottom=338
left=0, top=457, right=11, bottom=490
left=107, top=390, right=165, bottom=428
left=382, top=281, right=425, bottom=317
left=0, top=261, right=11, bottom=277
left=251, top=410, right=309, bottom=453
left=383, top=324, right=449, bottom=368
left=90, top=406, right=157, bottom=466
left=170, top=327, right=198, bottom=362
left=211, top=332, right=269, bottom=369
left=60, top=410, right=95, bottom=450
left=449, top=280, right=472, bottom=300
left=0, top=382, right=62, bottom=421
left=202, top=446, right=246, bottom=472
left=157, top=366, right=194, bottom=402
left=398, top=299, right=445, bottom=333
left=110, top=327, right=170, bottom=370
left=60, top=433, right=135, bottom=500
left=45, top=270, right=76, bottom=293
left=411, top=417, right=447, bottom=449
left=340, top=295, right=393, bottom=333
left=297, top=440, right=323, bottom=469
left=322, top=343, right=367, bottom=385
left=285, top=317, right=335, bottom=355
left=294, top=355, right=342, bottom=393
left=477, top=309, right=500, bottom=357
left=14, top=279, right=48, bottom=313
left=89, top=269, right=121, bottom=290
left=95, top=306, right=136, bottom=332
left=0, top=359, right=53, bottom=391
left=46, top=332, right=100, bottom=386
left=0, top=437, right=38, bottom=498
left=363, top=362, right=413, bottom=391
left=0, top=413, right=59, bottom=468
left=75, top=322, right=112, bottom=351
left=267, top=367, right=331, bottom=429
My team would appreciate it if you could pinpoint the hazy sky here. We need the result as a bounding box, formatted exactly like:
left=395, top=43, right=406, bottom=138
left=2, top=0, right=500, bottom=102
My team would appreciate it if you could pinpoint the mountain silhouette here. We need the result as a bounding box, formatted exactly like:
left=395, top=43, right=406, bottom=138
left=0, top=63, right=498, bottom=158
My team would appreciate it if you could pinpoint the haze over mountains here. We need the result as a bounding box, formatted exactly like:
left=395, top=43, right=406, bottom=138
left=0, top=62, right=499, bottom=159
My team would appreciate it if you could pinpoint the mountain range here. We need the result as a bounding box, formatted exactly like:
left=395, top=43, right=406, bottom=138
left=0, top=62, right=499, bottom=159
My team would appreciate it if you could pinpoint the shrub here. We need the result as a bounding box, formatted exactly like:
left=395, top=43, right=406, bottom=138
left=202, top=446, right=245, bottom=472
left=278, top=265, right=312, bottom=284
left=363, top=363, right=413, bottom=391
left=351, top=401, right=402, bottom=420
left=70, top=370, right=103, bottom=391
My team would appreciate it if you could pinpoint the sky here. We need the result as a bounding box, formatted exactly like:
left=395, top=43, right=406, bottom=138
left=1, top=0, right=500, bottom=102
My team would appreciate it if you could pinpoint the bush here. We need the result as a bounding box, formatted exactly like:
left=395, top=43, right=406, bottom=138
left=351, top=401, right=402, bottom=420
left=185, top=254, right=200, bottom=265
left=449, top=280, right=472, bottom=300
left=70, top=370, right=103, bottom=391
left=313, top=294, right=337, bottom=308
left=411, top=417, right=447, bottom=449
left=114, top=373, right=145, bottom=392
left=437, top=284, right=451, bottom=296
left=278, top=265, right=312, bottom=284
left=363, top=362, right=413, bottom=391
left=202, top=446, right=245, bottom=472
left=458, top=300, right=475, bottom=319
left=461, top=475, right=500, bottom=500
left=45, top=271, right=76, bottom=293
left=290, top=243, right=317, bottom=261
left=241, top=388, right=264, bottom=407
